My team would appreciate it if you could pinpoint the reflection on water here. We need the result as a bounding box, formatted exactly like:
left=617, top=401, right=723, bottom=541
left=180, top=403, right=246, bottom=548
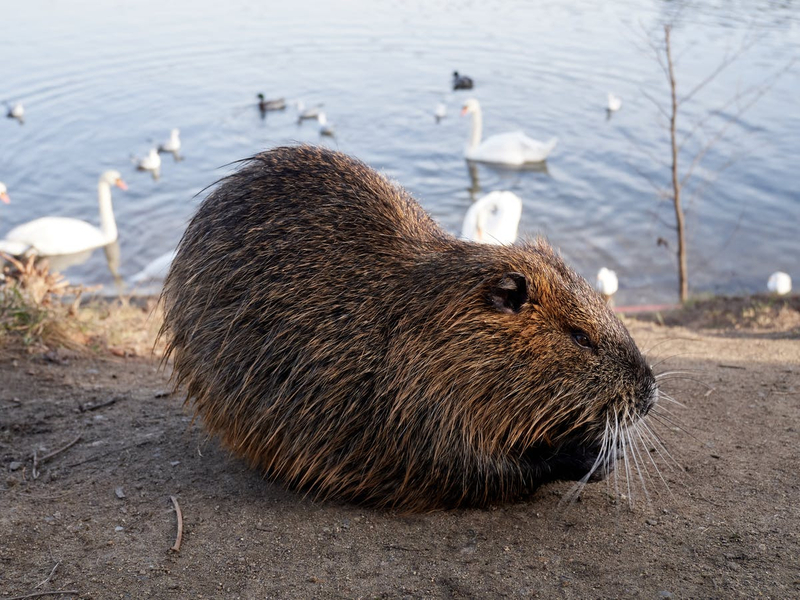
left=38, top=240, right=123, bottom=291
left=103, top=241, right=122, bottom=287
left=466, top=160, right=550, bottom=202
left=1, top=0, right=798, bottom=304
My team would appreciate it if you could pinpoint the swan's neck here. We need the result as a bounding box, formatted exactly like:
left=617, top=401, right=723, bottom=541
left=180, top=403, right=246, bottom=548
left=98, top=181, right=117, bottom=243
left=468, top=107, right=482, bottom=150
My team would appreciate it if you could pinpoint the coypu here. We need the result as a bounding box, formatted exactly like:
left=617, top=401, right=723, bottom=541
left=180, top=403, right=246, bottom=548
left=160, top=145, right=658, bottom=511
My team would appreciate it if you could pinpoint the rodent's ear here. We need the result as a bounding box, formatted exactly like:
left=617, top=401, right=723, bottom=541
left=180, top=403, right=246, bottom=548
left=489, top=272, right=529, bottom=314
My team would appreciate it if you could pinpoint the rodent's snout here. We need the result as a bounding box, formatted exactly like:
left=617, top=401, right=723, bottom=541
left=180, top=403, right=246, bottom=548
left=637, top=385, right=659, bottom=417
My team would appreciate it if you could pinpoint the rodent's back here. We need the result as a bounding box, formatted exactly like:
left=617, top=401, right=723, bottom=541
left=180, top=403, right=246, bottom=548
left=162, top=145, right=657, bottom=511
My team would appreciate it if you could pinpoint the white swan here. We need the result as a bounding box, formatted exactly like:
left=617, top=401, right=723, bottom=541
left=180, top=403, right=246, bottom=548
left=461, top=191, right=522, bottom=245
left=131, top=249, right=176, bottom=285
left=607, top=93, right=622, bottom=112
left=0, top=170, right=127, bottom=257
left=0, top=182, right=8, bottom=204
left=595, top=267, right=619, bottom=303
left=158, top=129, right=181, bottom=154
left=767, top=271, right=791, bottom=296
left=461, top=99, right=557, bottom=165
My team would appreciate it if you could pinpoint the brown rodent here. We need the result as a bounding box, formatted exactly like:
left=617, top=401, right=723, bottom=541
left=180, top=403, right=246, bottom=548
left=160, top=145, right=658, bottom=512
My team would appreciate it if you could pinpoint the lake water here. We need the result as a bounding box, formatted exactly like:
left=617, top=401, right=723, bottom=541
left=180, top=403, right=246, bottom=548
left=2, top=0, right=798, bottom=304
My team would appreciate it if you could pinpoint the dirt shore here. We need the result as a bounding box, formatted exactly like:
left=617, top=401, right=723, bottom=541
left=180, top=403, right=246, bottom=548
left=1, top=304, right=799, bottom=599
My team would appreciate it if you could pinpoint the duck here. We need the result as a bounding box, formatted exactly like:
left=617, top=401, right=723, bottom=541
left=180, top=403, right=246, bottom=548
left=452, top=71, right=474, bottom=90
left=137, top=148, right=161, bottom=176
left=257, top=93, right=287, bottom=112
left=131, top=249, right=177, bottom=286
left=296, top=101, right=324, bottom=122
left=158, top=128, right=181, bottom=155
left=0, top=182, right=8, bottom=204
left=767, top=271, right=792, bottom=296
left=434, top=102, right=447, bottom=123
left=607, top=93, right=622, bottom=112
left=461, top=191, right=522, bottom=246
left=5, top=102, right=24, bottom=124
left=595, top=268, right=619, bottom=304
left=318, top=113, right=335, bottom=137
left=0, top=170, right=127, bottom=257
left=461, top=98, right=558, bottom=165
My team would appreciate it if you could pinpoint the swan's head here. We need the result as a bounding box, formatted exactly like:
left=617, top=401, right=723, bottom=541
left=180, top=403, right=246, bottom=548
left=767, top=271, right=792, bottom=296
left=461, top=98, right=480, bottom=116
left=171, top=128, right=180, bottom=138
left=317, top=112, right=327, bottom=125
left=100, top=170, right=128, bottom=191
left=0, top=182, right=8, bottom=204
left=595, top=267, right=619, bottom=297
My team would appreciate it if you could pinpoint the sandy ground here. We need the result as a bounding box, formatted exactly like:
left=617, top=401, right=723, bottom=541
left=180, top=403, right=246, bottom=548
left=1, top=304, right=799, bottom=599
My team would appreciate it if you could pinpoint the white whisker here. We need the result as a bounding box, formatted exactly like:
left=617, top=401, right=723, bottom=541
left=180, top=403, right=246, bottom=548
left=655, top=369, right=703, bottom=380
left=640, top=420, right=684, bottom=471
left=650, top=352, right=702, bottom=370
left=634, top=424, right=677, bottom=501
left=654, top=391, right=686, bottom=408
left=627, top=425, right=651, bottom=505
left=620, top=414, right=634, bottom=507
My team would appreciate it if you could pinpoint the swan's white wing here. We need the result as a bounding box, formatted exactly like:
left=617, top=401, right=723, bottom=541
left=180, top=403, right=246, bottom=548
left=515, top=133, right=558, bottom=162
left=4, top=217, right=108, bottom=256
left=468, top=132, right=528, bottom=165
left=468, top=132, right=557, bottom=165
left=0, top=239, right=30, bottom=256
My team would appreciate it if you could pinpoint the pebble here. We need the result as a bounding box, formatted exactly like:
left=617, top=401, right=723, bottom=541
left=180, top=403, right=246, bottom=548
left=9, top=461, right=23, bottom=471
left=115, top=487, right=126, bottom=499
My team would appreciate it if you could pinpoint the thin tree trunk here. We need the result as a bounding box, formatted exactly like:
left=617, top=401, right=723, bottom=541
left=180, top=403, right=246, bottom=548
left=665, top=25, right=689, bottom=303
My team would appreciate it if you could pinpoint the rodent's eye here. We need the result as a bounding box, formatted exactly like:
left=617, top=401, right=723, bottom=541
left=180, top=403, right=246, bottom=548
left=571, top=330, right=593, bottom=350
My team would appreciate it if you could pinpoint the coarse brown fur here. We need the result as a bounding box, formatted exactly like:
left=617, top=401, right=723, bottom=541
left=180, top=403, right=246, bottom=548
left=160, top=145, right=658, bottom=512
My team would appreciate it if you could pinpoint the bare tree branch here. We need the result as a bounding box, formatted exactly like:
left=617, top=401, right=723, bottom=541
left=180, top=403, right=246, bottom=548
left=640, top=87, right=672, bottom=121
left=680, top=59, right=796, bottom=188
left=620, top=128, right=671, bottom=169
left=665, top=24, right=689, bottom=302
left=678, top=34, right=763, bottom=106
left=626, top=160, right=670, bottom=198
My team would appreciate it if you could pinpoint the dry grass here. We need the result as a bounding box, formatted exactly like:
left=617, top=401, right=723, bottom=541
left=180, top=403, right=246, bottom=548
left=0, top=254, right=163, bottom=357
left=663, top=294, right=800, bottom=333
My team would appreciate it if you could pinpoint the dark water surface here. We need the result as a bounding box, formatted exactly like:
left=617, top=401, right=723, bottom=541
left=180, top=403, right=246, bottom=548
left=2, top=0, right=798, bottom=304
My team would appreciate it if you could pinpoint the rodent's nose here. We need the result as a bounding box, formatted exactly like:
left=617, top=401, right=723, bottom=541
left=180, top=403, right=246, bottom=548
left=637, top=386, right=658, bottom=417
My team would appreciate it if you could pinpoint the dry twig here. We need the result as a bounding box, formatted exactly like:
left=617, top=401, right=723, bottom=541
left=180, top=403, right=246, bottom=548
left=33, top=561, right=60, bottom=589
left=170, top=495, right=184, bottom=553
left=80, top=397, right=118, bottom=412
left=40, top=435, right=83, bottom=463
left=8, top=590, right=79, bottom=600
